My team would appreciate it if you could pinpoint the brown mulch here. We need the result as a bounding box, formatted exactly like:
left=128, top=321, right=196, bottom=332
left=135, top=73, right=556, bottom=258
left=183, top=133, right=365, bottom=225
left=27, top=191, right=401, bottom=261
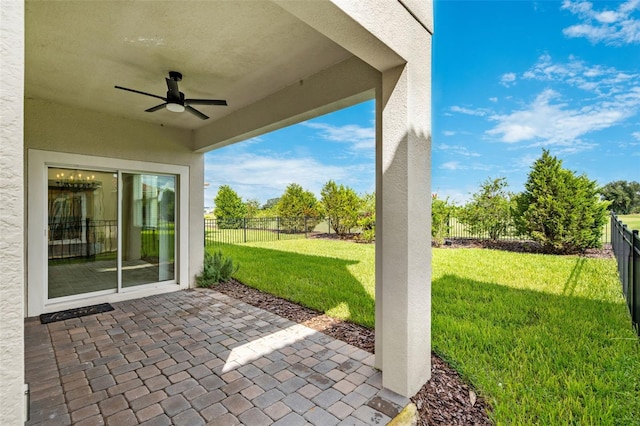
left=435, top=238, right=613, bottom=259
left=214, top=279, right=492, bottom=426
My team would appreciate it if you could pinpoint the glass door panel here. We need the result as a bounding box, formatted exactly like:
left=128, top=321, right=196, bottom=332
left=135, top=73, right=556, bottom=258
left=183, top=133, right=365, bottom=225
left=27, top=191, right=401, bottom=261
left=121, top=173, right=176, bottom=287
left=48, top=168, right=118, bottom=298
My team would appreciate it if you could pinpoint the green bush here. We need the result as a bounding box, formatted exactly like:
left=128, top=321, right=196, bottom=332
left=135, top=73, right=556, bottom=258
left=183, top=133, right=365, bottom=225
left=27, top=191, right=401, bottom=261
left=321, top=180, right=361, bottom=236
left=432, top=195, right=455, bottom=246
left=214, top=185, right=247, bottom=229
left=459, top=177, right=514, bottom=240
left=196, top=250, right=238, bottom=287
left=355, top=192, right=375, bottom=242
left=513, top=149, right=609, bottom=254
left=277, top=184, right=322, bottom=232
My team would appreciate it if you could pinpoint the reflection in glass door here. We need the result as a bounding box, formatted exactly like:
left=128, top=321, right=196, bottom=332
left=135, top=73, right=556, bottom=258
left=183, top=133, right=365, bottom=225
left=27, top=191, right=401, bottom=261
left=121, top=173, right=176, bottom=288
left=48, top=168, right=118, bottom=298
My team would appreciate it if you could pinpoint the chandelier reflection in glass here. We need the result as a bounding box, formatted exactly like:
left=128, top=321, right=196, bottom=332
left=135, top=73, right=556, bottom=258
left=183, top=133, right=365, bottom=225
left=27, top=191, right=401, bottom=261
left=54, top=170, right=101, bottom=191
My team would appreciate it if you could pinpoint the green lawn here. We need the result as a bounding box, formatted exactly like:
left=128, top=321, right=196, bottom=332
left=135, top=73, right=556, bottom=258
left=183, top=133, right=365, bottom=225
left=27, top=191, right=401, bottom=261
left=619, top=214, right=640, bottom=231
left=213, top=239, right=640, bottom=425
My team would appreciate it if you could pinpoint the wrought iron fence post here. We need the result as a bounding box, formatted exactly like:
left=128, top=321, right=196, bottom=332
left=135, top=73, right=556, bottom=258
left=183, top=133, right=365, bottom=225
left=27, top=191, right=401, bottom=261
left=633, top=230, right=639, bottom=330
left=277, top=216, right=280, bottom=240
left=244, top=218, right=247, bottom=243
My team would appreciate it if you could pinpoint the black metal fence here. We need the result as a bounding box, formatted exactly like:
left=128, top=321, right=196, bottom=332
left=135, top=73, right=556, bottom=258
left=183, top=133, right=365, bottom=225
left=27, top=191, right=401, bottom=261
left=48, top=219, right=172, bottom=261
left=205, top=215, right=613, bottom=246
left=204, top=217, right=336, bottom=245
left=441, top=216, right=611, bottom=244
left=611, top=213, right=640, bottom=335
left=48, top=219, right=118, bottom=260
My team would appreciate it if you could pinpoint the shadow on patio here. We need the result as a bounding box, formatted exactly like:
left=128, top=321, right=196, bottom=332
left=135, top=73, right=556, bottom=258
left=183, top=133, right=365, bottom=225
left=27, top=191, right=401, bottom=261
left=25, top=289, right=408, bottom=425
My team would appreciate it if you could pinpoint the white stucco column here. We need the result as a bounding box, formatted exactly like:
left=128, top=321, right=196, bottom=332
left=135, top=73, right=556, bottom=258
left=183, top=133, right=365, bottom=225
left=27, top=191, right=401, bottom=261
left=0, top=0, right=25, bottom=424
left=375, top=55, right=432, bottom=396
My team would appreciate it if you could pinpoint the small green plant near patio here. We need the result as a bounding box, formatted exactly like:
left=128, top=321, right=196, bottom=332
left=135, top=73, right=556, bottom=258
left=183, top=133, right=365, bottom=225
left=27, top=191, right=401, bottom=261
left=196, top=249, right=238, bottom=287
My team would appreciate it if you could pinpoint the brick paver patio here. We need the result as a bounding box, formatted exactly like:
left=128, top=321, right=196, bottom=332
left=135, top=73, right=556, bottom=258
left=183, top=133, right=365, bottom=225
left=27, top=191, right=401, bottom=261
left=25, top=289, right=409, bottom=425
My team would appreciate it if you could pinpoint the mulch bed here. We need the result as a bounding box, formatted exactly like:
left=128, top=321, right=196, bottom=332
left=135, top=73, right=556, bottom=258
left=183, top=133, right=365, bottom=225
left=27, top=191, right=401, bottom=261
left=214, top=279, right=492, bottom=425
left=435, top=238, right=613, bottom=259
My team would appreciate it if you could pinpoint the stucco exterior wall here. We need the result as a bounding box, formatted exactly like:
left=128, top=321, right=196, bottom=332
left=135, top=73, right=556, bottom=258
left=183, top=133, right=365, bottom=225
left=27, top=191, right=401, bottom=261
left=0, top=1, right=25, bottom=424
left=26, top=99, right=196, bottom=163
left=25, top=99, right=205, bottom=303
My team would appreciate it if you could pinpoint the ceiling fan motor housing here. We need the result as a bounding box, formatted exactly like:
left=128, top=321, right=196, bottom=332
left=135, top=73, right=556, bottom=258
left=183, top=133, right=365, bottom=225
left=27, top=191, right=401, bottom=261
left=167, top=91, right=186, bottom=105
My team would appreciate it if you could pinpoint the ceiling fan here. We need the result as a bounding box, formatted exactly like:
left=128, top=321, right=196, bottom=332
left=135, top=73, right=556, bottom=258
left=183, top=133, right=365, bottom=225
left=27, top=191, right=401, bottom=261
left=115, top=71, right=227, bottom=120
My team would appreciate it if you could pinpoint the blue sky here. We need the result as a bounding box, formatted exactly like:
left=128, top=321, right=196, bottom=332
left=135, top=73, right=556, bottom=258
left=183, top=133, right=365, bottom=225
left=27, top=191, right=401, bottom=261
left=205, top=0, right=640, bottom=207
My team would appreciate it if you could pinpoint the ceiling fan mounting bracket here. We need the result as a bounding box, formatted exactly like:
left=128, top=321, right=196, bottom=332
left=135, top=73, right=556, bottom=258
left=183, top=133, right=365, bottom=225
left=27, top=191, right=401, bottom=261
left=168, top=71, right=182, bottom=82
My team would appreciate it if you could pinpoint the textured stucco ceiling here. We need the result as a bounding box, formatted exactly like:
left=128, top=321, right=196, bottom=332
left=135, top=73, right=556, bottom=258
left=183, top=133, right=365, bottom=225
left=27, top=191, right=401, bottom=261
left=25, top=1, right=353, bottom=130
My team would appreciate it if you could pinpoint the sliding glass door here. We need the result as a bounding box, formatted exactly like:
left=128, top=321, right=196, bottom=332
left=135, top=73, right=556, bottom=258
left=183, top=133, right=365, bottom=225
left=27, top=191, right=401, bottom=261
left=47, top=168, right=176, bottom=300
left=121, top=173, right=176, bottom=288
left=48, top=168, right=118, bottom=298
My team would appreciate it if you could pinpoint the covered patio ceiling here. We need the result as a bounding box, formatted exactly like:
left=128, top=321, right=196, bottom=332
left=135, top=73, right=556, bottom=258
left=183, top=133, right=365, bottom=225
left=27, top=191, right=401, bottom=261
left=26, top=1, right=354, bottom=131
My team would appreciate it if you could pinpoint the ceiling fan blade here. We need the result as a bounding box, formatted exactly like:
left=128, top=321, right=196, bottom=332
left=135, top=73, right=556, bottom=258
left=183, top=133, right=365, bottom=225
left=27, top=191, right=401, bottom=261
left=186, top=99, right=228, bottom=106
left=185, top=105, right=209, bottom=120
left=115, top=86, right=166, bottom=101
left=165, top=78, right=181, bottom=99
left=145, top=103, right=167, bottom=113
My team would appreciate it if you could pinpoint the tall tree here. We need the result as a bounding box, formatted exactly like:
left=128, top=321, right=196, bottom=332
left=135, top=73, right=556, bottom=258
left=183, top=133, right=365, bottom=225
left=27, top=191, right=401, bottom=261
left=277, top=183, right=322, bottom=232
left=514, top=150, right=609, bottom=254
left=599, top=180, right=640, bottom=214
left=213, top=185, right=247, bottom=229
left=459, top=177, right=513, bottom=240
left=321, top=180, right=361, bottom=236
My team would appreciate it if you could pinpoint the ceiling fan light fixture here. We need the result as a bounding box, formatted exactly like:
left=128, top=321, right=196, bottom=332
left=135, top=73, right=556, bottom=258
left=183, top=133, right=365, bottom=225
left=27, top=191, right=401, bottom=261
left=166, top=102, right=185, bottom=113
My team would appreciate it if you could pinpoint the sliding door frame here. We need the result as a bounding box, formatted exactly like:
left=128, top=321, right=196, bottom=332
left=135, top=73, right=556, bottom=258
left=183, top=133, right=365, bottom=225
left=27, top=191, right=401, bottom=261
left=28, top=149, right=190, bottom=316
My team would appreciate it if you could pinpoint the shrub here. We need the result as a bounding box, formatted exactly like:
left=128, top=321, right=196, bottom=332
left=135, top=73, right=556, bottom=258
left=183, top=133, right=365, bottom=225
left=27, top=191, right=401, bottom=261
left=459, top=177, right=514, bottom=240
left=196, top=250, right=238, bottom=287
left=513, top=149, right=609, bottom=254
left=214, top=185, right=247, bottom=229
left=355, top=192, right=376, bottom=243
left=277, top=183, right=322, bottom=232
left=321, top=180, right=361, bottom=235
left=432, top=195, right=455, bottom=246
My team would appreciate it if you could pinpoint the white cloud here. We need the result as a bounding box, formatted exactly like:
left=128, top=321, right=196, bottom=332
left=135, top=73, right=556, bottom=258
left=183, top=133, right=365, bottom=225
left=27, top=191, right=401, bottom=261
left=522, top=54, right=639, bottom=96
left=432, top=188, right=470, bottom=205
left=633, top=131, right=640, bottom=140
left=436, top=144, right=481, bottom=157
left=301, top=122, right=375, bottom=155
left=489, top=97, right=498, bottom=103
left=486, top=88, right=640, bottom=148
left=500, top=72, right=517, bottom=87
left=450, top=105, right=487, bottom=116
left=441, top=161, right=461, bottom=170
left=439, top=160, right=491, bottom=172
left=442, top=130, right=456, bottom=136
left=204, top=151, right=372, bottom=204
left=562, top=0, right=640, bottom=45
